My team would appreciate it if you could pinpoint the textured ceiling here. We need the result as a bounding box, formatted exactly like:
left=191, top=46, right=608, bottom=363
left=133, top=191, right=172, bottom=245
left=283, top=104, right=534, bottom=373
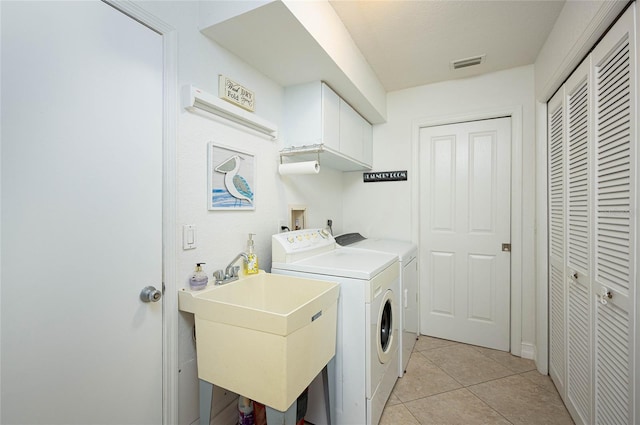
left=329, top=0, right=565, bottom=91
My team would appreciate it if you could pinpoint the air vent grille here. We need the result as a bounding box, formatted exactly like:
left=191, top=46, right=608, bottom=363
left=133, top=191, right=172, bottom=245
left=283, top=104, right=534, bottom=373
left=451, top=55, right=486, bottom=70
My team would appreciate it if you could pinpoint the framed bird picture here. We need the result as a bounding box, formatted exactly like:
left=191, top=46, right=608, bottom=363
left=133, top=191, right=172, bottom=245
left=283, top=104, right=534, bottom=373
left=208, top=142, right=256, bottom=210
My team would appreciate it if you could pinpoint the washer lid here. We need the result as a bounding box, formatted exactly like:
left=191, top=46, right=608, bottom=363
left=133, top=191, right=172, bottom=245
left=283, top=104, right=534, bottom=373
left=272, top=247, right=398, bottom=280
left=346, top=238, right=417, bottom=262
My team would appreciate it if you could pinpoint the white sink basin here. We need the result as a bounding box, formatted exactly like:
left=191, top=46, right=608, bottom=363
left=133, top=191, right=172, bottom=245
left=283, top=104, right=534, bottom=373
left=178, top=272, right=339, bottom=411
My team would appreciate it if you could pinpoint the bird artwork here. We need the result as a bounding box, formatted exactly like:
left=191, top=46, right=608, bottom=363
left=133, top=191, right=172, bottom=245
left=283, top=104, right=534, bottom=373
left=213, top=154, right=254, bottom=207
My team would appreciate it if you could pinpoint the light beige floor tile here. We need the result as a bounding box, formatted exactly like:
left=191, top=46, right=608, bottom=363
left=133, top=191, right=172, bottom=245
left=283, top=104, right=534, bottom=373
left=404, top=388, right=511, bottom=425
left=469, top=374, right=574, bottom=425
left=422, top=344, right=514, bottom=386
left=392, top=351, right=462, bottom=402
left=519, top=370, right=559, bottom=393
left=472, top=346, right=537, bottom=373
left=380, top=341, right=574, bottom=425
left=414, top=336, right=461, bottom=352
left=384, top=391, right=402, bottom=407
left=379, top=403, right=420, bottom=425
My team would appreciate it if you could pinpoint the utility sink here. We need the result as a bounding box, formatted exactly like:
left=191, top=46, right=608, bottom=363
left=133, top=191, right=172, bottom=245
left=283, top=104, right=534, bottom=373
left=178, top=272, right=339, bottom=411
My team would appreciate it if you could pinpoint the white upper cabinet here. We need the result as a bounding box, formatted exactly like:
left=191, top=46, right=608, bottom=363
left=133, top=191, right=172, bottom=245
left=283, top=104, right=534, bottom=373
left=363, top=120, right=373, bottom=166
left=339, top=98, right=365, bottom=161
left=322, top=83, right=340, bottom=152
left=284, top=81, right=373, bottom=171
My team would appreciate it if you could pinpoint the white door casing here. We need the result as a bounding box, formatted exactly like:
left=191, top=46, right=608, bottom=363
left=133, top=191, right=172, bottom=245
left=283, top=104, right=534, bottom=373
left=419, top=117, right=511, bottom=351
left=1, top=2, right=169, bottom=423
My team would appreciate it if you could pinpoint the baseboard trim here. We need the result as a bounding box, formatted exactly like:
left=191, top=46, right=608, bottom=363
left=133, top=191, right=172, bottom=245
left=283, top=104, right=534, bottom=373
left=520, top=343, right=536, bottom=360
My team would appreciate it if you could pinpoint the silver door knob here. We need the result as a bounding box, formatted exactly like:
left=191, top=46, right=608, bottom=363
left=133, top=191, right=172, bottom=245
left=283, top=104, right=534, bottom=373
left=140, top=286, right=162, bottom=303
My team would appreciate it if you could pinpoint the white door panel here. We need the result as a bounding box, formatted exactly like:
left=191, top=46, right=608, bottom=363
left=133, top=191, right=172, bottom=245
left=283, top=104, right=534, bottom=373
left=592, top=7, right=635, bottom=423
left=564, top=57, right=593, bottom=425
left=1, top=2, right=163, bottom=423
left=547, top=87, right=568, bottom=399
left=420, top=118, right=511, bottom=351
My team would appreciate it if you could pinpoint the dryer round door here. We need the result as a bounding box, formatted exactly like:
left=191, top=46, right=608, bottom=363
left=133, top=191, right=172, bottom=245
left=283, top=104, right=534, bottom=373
left=377, top=289, right=396, bottom=364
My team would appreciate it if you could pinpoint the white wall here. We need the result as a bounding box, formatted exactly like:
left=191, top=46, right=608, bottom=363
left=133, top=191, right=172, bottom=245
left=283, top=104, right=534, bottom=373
left=343, top=65, right=537, bottom=353
left=535, top=0, right=627, bottom=101
left=134, top=2, right=344, bottom=424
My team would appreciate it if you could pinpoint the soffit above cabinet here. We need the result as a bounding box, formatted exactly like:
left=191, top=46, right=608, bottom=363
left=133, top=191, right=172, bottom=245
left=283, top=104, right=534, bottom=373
left=199, top=0, right=387, bottom=124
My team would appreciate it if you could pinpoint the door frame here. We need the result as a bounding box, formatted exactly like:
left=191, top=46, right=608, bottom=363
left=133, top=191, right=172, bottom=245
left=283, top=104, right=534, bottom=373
left=103, top=2, right=178, bottom=423
left=411, top=106, right=524, bottom=357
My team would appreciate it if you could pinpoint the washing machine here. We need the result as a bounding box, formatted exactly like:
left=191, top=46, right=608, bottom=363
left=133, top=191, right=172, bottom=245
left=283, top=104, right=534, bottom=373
left=336, top=233, right=418, bottom=377
left=272, top=229, right=400, bottom=425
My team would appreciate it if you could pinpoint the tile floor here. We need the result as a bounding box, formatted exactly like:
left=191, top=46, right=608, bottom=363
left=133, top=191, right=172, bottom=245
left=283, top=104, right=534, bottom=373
left=380, top=337, right=574, bottom=425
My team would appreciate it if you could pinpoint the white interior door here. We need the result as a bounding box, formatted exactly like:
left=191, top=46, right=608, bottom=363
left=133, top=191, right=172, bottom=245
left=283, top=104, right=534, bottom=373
left=592, top=7, right=636, bottom=423
left=1, top=2, right=163, bottom=423
left=547, top=86, right=568, bottom=399
left=564, top=57, right=593, bottom=425
left=419, top=117, right=511, bottom=351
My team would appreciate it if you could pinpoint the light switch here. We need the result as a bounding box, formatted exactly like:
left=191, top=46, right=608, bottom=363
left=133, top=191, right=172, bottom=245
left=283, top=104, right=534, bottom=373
left=183, top=225, right=196, bottom=250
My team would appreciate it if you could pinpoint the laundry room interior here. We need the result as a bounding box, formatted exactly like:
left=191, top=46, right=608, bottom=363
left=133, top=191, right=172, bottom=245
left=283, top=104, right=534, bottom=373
left=1, top=1, right=638, bottom=425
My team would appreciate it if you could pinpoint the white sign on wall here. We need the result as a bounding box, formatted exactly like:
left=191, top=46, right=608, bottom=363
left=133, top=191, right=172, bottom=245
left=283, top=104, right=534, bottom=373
left=218, top=75, right=255, bottom=112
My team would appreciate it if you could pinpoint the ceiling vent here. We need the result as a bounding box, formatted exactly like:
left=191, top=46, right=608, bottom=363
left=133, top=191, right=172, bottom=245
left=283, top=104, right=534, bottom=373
left=451, top=55, right=486, bottom=70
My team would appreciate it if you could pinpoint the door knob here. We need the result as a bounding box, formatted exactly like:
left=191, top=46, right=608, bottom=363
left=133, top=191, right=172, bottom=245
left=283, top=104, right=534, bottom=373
left=140, top=286, right=162, bottom=303
left=599, top=287, right=613, bottom=305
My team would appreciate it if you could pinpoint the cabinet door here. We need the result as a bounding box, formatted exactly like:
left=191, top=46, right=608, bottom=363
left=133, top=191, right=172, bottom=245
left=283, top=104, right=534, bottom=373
left=363, top=121, right=373, bottom=166
left=284, top=82, right=324, bottom=146
left=564, top=58, right=593, bottom=425
left=592, top=6, right=635, bottom=424
left=322, top=83, right=340, bottom=151
left=339, top=99, right=364, bottom=162
left=548, top=87, right=567, bottom=399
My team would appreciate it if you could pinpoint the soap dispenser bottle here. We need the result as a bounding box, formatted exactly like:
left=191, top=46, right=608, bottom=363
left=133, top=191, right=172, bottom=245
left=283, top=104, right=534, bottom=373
left=245, top=233, right=259, bottom=275
left=189, top=263, right=208, bottom=290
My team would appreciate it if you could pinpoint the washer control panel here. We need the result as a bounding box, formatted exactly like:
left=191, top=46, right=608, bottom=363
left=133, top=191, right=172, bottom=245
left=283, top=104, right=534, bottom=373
left=272, top=228, right=335, bottom=263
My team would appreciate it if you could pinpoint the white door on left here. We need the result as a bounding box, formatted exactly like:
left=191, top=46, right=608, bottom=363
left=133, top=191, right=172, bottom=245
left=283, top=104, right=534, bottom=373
left=1, top=2, right=163, bottom=423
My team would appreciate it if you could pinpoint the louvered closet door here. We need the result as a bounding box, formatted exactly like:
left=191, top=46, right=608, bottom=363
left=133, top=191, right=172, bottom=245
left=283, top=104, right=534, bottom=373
left=547, top=88, right=567, bottom=399
left=591, top=5, right=636, bottom=425
left=564, top=58, right=593, bottom=425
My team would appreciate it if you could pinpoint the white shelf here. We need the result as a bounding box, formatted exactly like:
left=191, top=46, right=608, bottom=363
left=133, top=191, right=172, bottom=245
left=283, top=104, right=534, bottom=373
left=280, top=144, right=371, bottom=172
left=182, top=85, right=277, bottom=139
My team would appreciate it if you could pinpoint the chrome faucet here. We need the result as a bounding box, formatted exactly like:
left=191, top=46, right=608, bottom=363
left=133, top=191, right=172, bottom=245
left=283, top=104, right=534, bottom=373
left=214, top=252, right=248, bottom=285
